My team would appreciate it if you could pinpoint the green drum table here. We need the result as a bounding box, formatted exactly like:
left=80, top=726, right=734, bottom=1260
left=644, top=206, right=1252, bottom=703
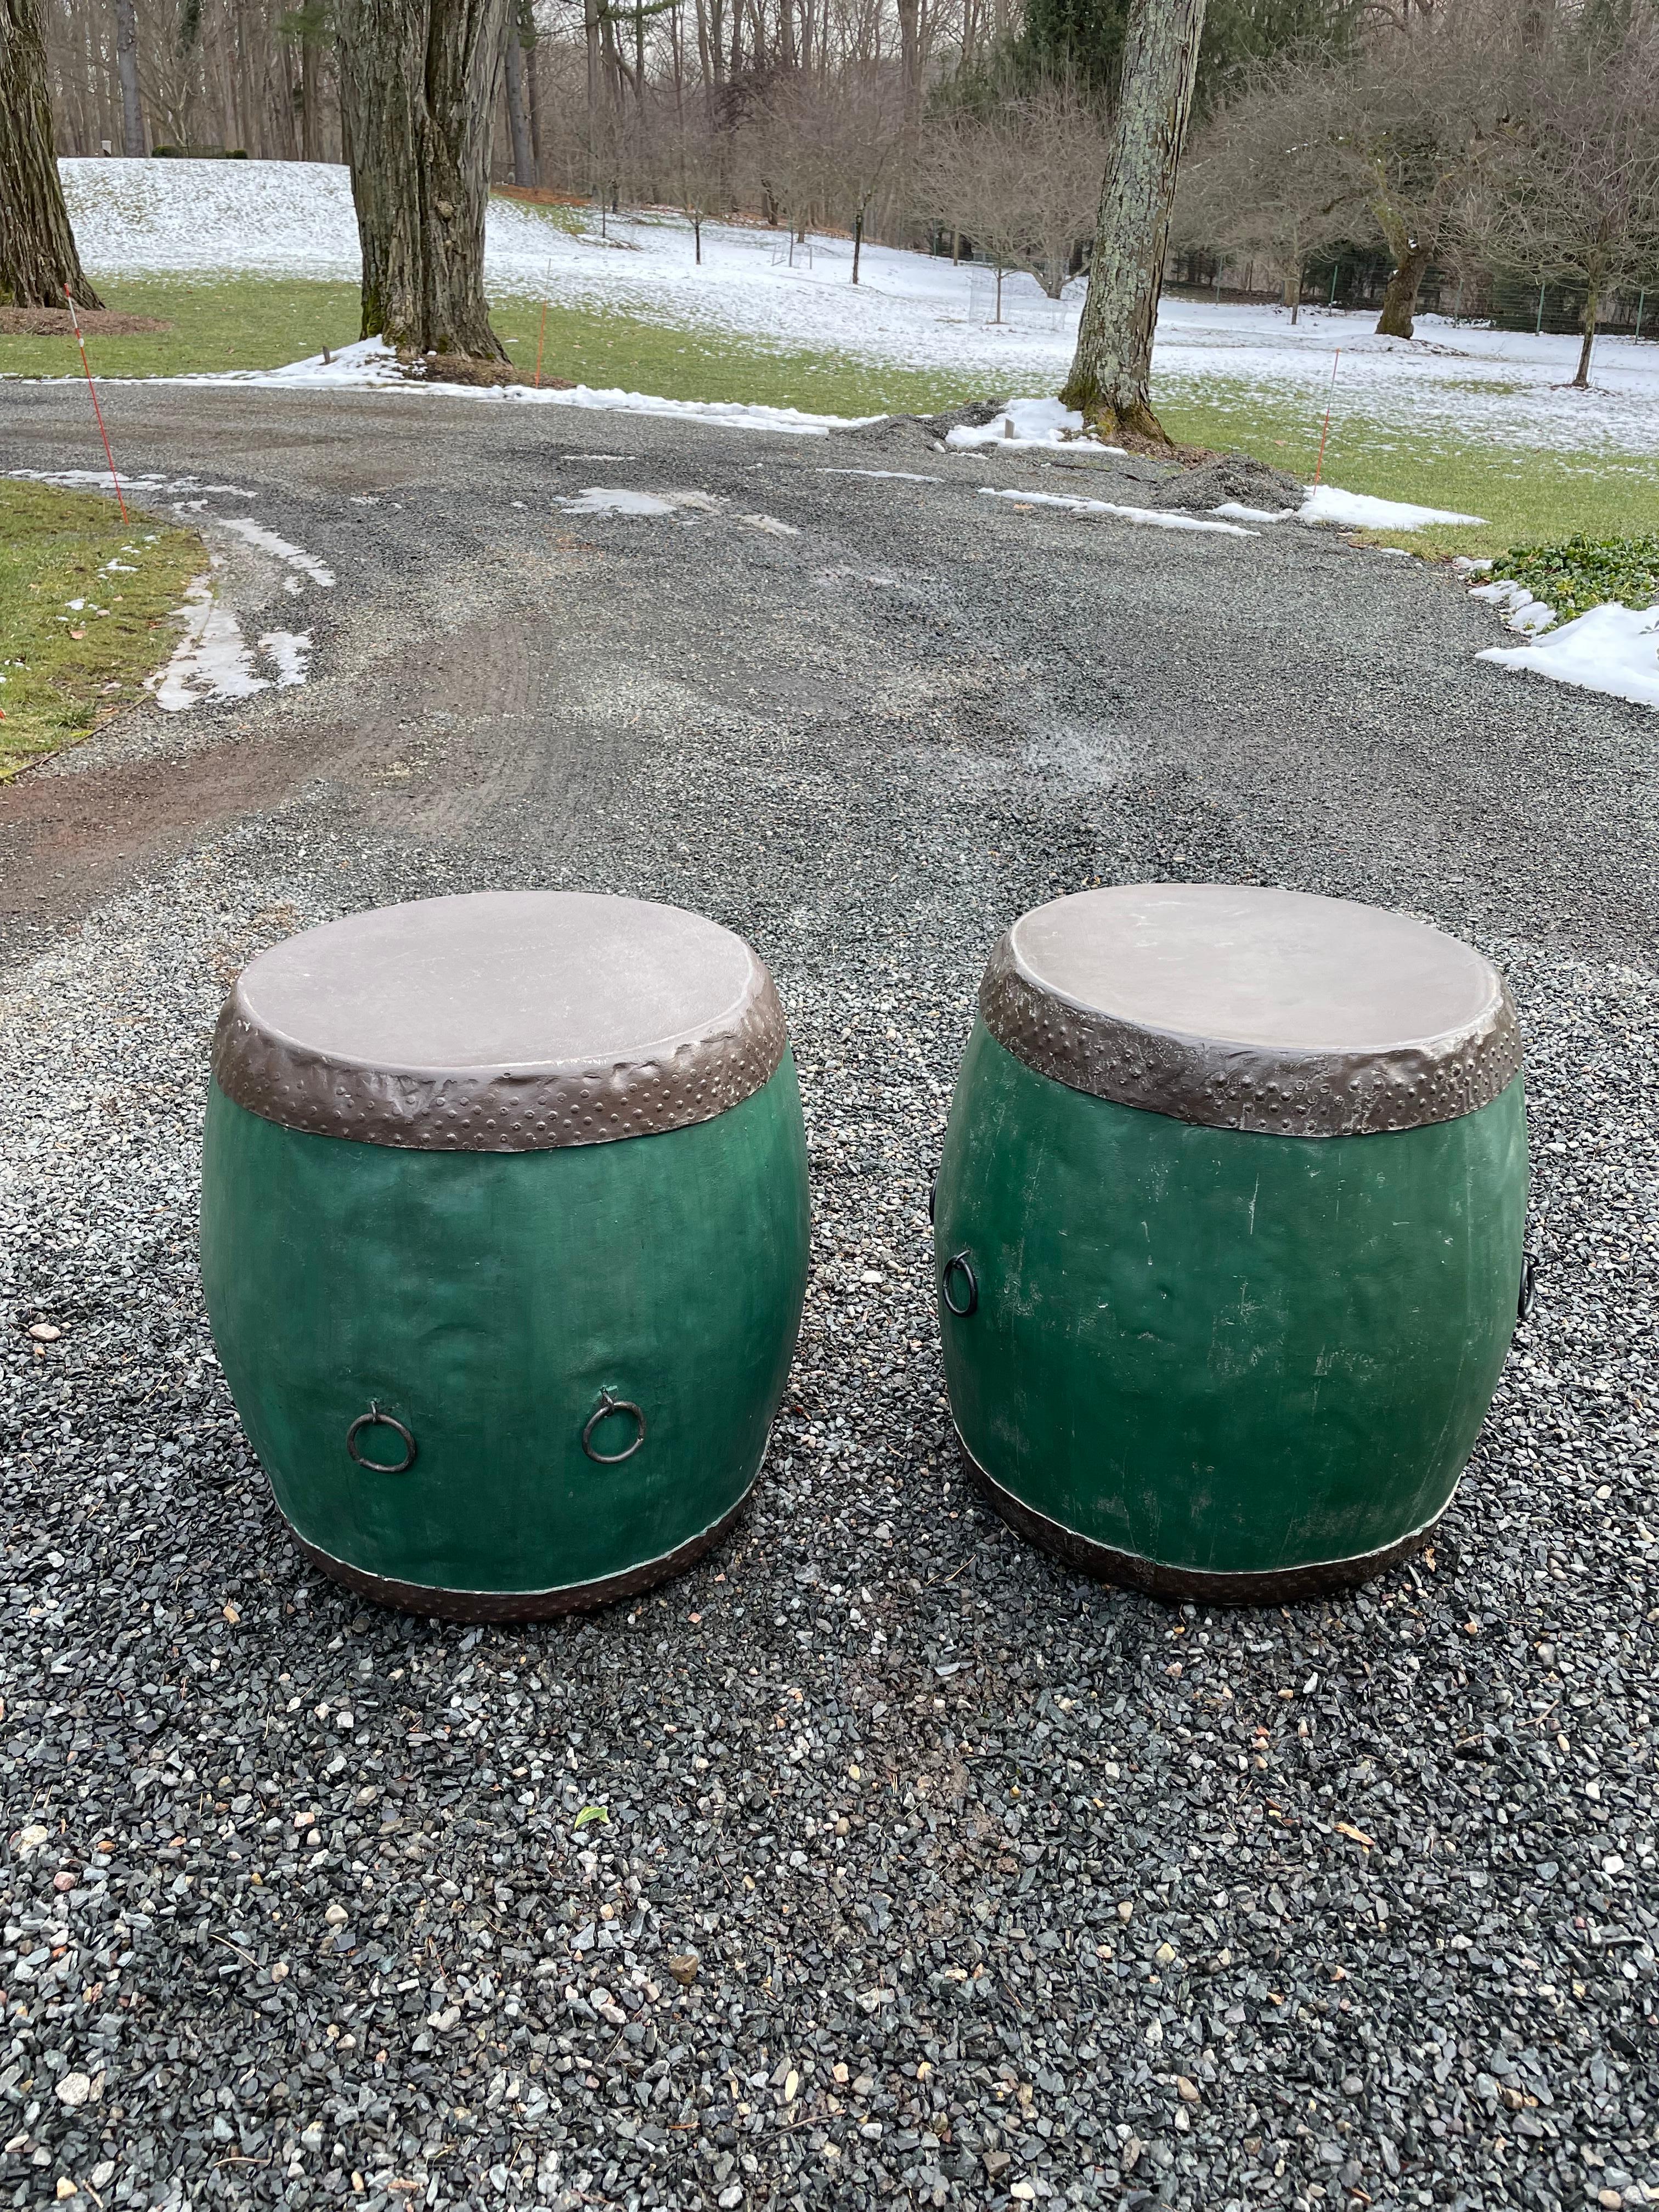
left=933, top=885, right=1527, bottom=1600
left=201, top=891, right=810, bottom=1618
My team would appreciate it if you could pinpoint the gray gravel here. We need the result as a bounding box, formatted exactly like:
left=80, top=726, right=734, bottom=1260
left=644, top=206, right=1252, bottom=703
left=1, top=379, right=1656, bottom=2212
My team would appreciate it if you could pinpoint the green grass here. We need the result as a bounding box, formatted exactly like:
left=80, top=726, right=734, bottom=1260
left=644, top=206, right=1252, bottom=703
left=1156, top=378, right=1659, bottom=561
left=0, top=274, right=363, bottom=381
left=2, top=272, right=985, bottom=416
left=491, top=298, right=988, bottom=417
left=0, top=481, right=202, bottom=778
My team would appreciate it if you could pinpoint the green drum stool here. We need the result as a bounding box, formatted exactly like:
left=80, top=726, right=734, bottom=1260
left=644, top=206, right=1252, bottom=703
left=934, top=884, right=1527, bottom=1600
left=201, top=890, right=810, bottom=1619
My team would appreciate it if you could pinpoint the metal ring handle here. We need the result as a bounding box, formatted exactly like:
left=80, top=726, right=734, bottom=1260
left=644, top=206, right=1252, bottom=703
left=1517, top=1252, right=1538, bottom=1324
left=941, top=1250, right=978, bottom=1318
left=583, top=1390, right=646, bottom=1466
left=346, top=1401, right=417, bottom=1474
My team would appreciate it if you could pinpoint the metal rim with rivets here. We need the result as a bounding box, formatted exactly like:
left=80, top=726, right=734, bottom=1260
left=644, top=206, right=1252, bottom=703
left=958, top=1431, right=1453, bottom=1604
left=212, top=889, right=788, bottom=1151
left=979, top=883, right=1521, bottom=1137
left=286, top=1482, right=756, bottom=1621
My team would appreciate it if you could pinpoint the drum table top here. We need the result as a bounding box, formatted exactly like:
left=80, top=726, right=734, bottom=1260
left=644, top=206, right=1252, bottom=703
left=980, top=884, right=1521, bottom=1137
left=211, top=890, right=787, bottom=1150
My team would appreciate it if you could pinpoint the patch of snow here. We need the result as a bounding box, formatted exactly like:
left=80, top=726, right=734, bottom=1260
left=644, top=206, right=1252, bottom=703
left=1478, top=600, right=1659, bottom=709
left=817, top=468, right=942, bottom=482
left=555, top=486, right=680, bottom=518
left=1211, top=501, right=1290, bottom=522
left=946, top=398, right=1128, bottom=454
left=1297, top=485, right=1484, bottom=530
left=1470, top=578, right=1555, bottom=634
left=216, top=517, right=337, bottom=588
left=742, top=513, right=799, bottom=536
left=7, top=467, right=253, bottom=497
left=149, top=571, right=308, bottom=710
left=555, top=486, right=721, bottom=518
left=222, top=336, right=876, bottom=435
left=258, top=629, right=313, bottom=686
left=978, top=487, right=1255, bottom=537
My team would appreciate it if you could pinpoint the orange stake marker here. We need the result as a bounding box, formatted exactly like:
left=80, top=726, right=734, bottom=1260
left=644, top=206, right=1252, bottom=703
left=1313, top=348, right=1341, bottom=488
left=533, top=261, right=550, bottom=388
left=63, top=286, right=127, bottom=522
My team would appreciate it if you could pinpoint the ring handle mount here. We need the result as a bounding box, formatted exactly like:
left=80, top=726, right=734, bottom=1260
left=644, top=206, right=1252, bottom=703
left=346, top=1401, right=417, bottom=1474
left=942, top=1250, right=978, bottom=1318
left=583, top=1389, right=647, bottom=1465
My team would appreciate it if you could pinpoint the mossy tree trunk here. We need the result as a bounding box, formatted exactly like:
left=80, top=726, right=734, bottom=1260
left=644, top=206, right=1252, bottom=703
left=1375, top=232, right=1431, bottom=339
left=1059, top=0, right=1206, bottom=443
left=335, top=0, right=510, bottom=360
left=0, top=0, right=103, bottom=309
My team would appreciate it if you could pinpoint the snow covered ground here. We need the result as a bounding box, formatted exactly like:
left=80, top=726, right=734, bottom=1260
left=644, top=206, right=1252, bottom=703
left=59, top=157, right=1659, bottom=457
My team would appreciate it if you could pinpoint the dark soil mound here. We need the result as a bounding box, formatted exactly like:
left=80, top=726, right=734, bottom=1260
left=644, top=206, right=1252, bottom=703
left=1140, top=452, right=1305, bottom=512
left=0, top=308, right=170, bottom=336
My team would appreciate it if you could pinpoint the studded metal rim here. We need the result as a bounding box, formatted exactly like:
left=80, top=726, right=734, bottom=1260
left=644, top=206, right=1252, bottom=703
left=957, top=1431, right=1453, bottom=1605
left=212, top=893, right=790, bottom=1152
left=979, top=899, right=1523, bottom=1138
left=284, top=1485, right=755, bottom=1622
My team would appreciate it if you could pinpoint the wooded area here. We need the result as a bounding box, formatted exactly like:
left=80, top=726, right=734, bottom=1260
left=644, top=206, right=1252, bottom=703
left=11, top=0, right=1659, bottom=388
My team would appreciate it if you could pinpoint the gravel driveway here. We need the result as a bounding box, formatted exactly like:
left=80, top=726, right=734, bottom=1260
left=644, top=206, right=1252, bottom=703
left=1, top=381, right=1655, bottom=2212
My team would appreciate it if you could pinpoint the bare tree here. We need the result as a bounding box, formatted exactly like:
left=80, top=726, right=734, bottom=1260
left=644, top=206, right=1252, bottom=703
left=764, top=67, right=899, bottom=280
left=1176, top=61, right=1351, bottom=319
left=1470, top=2, right=1659, bottom=386
left=335, top=0, right=510, bottom=359
left=918, top=84, right=1107, bottom=304
left=1333, top=0, right=1520, bottom=338
left=1, top=0, right=102, bottom=306
left=1061, top=0, right=1207, bottom=439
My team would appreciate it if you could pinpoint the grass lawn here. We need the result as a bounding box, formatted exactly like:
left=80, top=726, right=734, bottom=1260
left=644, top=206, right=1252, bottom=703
left=0, top=275, right=364, bottom=382
left=1, top=273, right=986, bottom=416
left=0, top=481, right=202, bottom=779
left=492, top=298, right=989, bottom=417
left=1157, top=379, right=1659, bottom=561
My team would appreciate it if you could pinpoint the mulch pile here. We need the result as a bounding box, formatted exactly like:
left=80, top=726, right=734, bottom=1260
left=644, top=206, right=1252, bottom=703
left=0, top=308, right=170, bottom=336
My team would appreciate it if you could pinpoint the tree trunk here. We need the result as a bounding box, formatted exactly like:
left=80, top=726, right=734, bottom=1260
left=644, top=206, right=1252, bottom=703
left=1573, top=275, right=1600, bottom=388
left=503, top=12, right=535, bottom=186
left=0, top=0, right=103, bottom=308
left=1375, top=239, right=1430, bottom=339
left=525, top=15, right=541, bottom=172
left=335, top=0, right=509, bottom=360
left=300, top=34, right=320, bottom=161
left=1059, top=0, right=1206, bottom=441
left=851, top=210, right=862, bottom=284
left=115, top=0, right=145, bottom=155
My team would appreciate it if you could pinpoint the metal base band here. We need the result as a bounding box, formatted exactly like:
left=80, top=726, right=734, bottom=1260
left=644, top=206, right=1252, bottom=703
left=957, top=1431, right=1454, bottom=1605
left=287, top=1483, right=754, bottom=1623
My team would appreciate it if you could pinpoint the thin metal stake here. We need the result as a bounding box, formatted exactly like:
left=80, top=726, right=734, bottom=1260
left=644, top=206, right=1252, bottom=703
left=63, top=286, right=127, bottom=522
left=533, top=263, right=550, bottom=388
left=1313, top=349, right=1341, bottom=486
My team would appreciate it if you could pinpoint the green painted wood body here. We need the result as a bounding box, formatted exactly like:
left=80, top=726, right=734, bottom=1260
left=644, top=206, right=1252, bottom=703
left=935, top=1023, right=1527, bottom=1579
left=200, top=1059, right=810, bottom=1598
